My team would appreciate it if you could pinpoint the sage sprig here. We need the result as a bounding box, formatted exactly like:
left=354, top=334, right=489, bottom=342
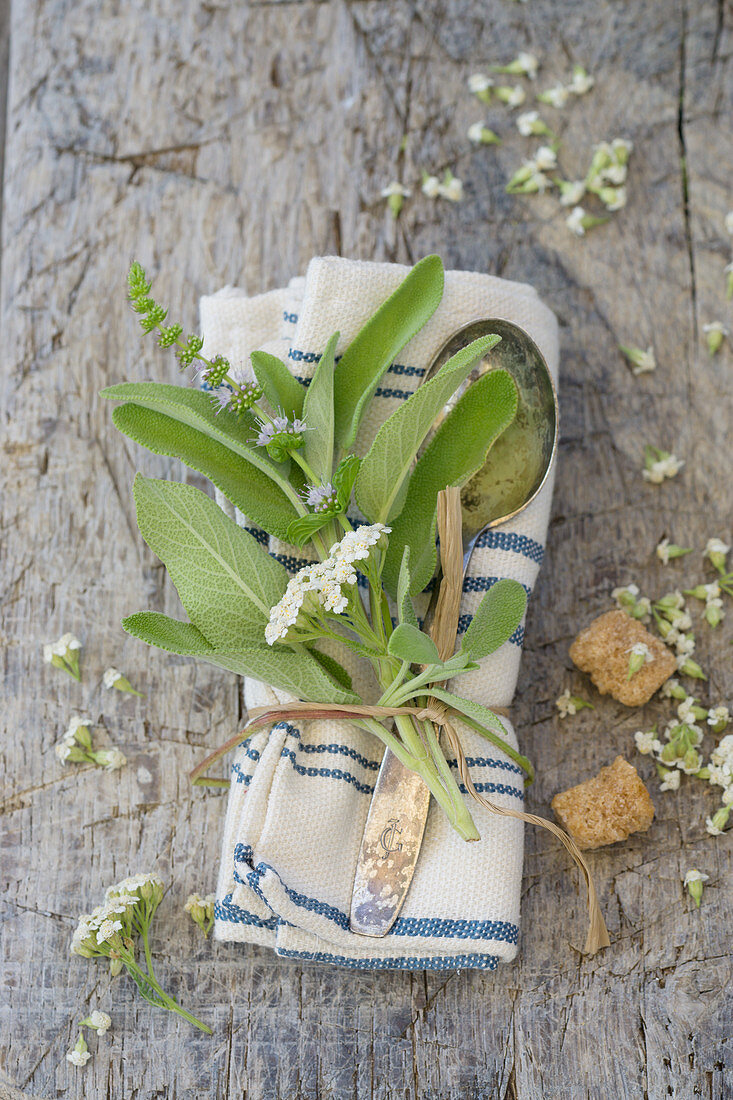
left=105, top=257, right=531, bottom=839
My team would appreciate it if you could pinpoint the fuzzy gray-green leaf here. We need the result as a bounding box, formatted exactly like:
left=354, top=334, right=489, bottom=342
left=250, top=350, right=306, bottom=418
left=462, top=578, right=527, bottom=660
left=355, top=334, right=501, bottom=523
left=132, top=475, right=289, bottom=651
left=302, top=331, right=338, bottom=482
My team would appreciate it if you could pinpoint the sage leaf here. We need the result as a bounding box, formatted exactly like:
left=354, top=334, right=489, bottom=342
left=427, top=686, right=534, bottom=782
left=382, top=369, right=518, bottom=596
left=112, top=403, right=300, bottom=540
left=122, top=611, right=358, bottom=704
left=250, top=350, right=306, bottom=418
left=396, top=547, right=419, bottom=628
left=462, top=578, right=527, bottom=660
left=302, top=331, right=338, bottom=482
left=355, top=334, right=501, bottom=523
left=132, top=475, right=289, bottom=651
left=387, top=623, right=440, bottom=665
left=308, top=647, right=354, bottom=692
left=103, top=383, right=304, bottom=538
left=333, top=255, right=444, bottom=456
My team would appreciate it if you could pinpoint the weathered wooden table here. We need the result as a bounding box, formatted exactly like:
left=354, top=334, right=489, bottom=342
left=2, top=1, right=731, bottom=1096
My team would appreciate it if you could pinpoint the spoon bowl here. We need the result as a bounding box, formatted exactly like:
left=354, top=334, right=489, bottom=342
left=425, top=318, right=558, bottom=563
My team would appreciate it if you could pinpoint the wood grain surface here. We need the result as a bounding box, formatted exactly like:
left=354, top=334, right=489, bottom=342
left=1, top=1, right=731, bottom=1097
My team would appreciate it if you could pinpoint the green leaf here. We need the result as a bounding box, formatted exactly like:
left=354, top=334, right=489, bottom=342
left=355, top=334, right=501, bottom=523
left=302, top=331, right=338, bottom=482
left=428, top=686, right=533, bottom=782
left=112, top=404, right=300, bottom=540
left=332, top=255, right=445, bottom=455
left=333, top=454, right=361, bottom=509
left=383, top=369, right=518, bottom=596
left=103, top=382, right=304, bottom=539
left=250, top=350, right=305, bottom=418
left=462, top=579, right=527, bottom=660
left=308, top=647, right=354, bottom=692
left=396, top=547, right=419, bottom=628
left=122, top=612, right=358, bottom=704
left=285, top=512, right=335, bottom=548
left=387, top=623, right=440, bottom=665
left=133, top=475, right=289, bottom=650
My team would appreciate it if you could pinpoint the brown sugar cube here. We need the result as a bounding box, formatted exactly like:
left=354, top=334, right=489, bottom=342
left=551, top=756, right=655, bottom=850
left=569, top=609, right=677, bottom=706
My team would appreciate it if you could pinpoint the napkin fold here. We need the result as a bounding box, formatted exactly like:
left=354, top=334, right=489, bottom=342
left=199, top=257, right=559, bottom=970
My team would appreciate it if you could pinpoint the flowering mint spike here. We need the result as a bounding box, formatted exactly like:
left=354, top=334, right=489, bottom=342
left=176, top=334, right=204, bottom=369
left=304, top=483, right=339, bottom=513
left=214, top=381, right=262, bottom=416
left=158, top=323, right=183, bottom=348
left=196, top=355, right=230, bottom=389
left=255, top=413, right=307, bottom=463
left=103, top=667, right=144, bottom=697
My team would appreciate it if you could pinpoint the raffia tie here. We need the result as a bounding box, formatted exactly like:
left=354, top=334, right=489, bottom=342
left=189, top=487, right=610, bottom=955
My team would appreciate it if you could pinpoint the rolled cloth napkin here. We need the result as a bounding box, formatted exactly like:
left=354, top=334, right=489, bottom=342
left=199, top=257, right=559, bottom=970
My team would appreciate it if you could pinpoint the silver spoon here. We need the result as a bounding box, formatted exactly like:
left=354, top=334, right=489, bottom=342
left=349, top=319, right=558, bottom=938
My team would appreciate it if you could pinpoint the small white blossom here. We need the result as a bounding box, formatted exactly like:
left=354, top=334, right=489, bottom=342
left=381, top=181, right=411, bottom=218
left=725, top=211, right=733, bottom=235
left=683, top=869, right=709, bottom=887
left=555, top=689, right=576, bottom=718
left=642, top=448, right=684, bottom=484
left=103, top=667, right=123, bottom=689
left=421, top=173, right=441, bottom=198
left=557, top=180, right=586, bottom=207
left=708, top=705, right=730, bottom=728
left=567, top=65, right=594, bottom=95
left=66, top=1034, right=91, bottom=1068
left=85, top=1010, right=112, bottom=1035
left=634, top=730, right=657, bottom=755
left=659, top=769, right=681, bottom=791
left=533, top=145, right=557, bottom=172
left=516, top=110, right=552, bottom=137
left=96, top=918, right=123, bottom=945
left=94, top=748, right=127, bottom=771
left=702, top=321, right=729, bottom=356
left=495, top=84, right=526, bottom=108
left=566, top=206, right=588, bottom=236
left=704, top=537, right=730, bottom=572
left=516, top=52, right=539, bottom=79
left=467, top=122, right=500, bottom=145
left=468, top=73, right=493, bottom=95
left=537, top=83, right=569, bottom=108
left=437, top=172, right=464, bottom=203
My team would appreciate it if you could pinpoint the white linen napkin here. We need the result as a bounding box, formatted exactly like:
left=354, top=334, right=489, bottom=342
left=199, top=257, right=558, bottom=970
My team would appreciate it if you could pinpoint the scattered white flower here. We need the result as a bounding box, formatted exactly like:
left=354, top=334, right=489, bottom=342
left=380, top=181, right=411, bottom=218
left=659, top=769, right=681, bottom=791
left=634, top=730, right=658, bottom=755
left=627, top=641, right=653, bottom=679
left=656, top=537, right=692, bottom=563
left=537, top=83, right=569, bottom=108
left=66, top=1033, right=91, bottom=1068
left=555, top=689, right=593, bottom=718
left=661, top=677, right=686, bottom=700
left=725, top=210, right=733, bottom=235
left=642, top=447, right=684, bottom=484
left=567, top=64, right=594, bottom=95
left=103, top=667, right=123, bottom=689
left=516, top=110, right=553, bottom=137
left=682, top=868, right=709, bottom=907
left=421, top=172, right=441, bottom=198
left=82, top=1010, right=112, bottom=1036
left=516, top=51, right=539, bottom=79
left=708, top=705, right=730, bottom=730
left=44, top=633, right=82, bottom=680
left=94, top=748, right=127, bottom=771
left=706, top=806, right=730, bottom=835
left=437, top=170, right=464, bottom=203
left=557, top=180, right=586, bottom=207
left=494, top=84, right=526, bottom=108
left=704, top=537, right=730, bottom=571
left=533, top=145, right=557, bottom=171
left=702, top=321, right=729, bottom=356
left=467, top=122, right=501, bottom=145
left=468, top=73, right=493, bottom=96
left=565, top=206, right=587, bottom=236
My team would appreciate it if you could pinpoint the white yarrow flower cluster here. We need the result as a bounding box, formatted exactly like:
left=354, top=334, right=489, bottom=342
left=103, top=667, right=123, bottom=689
left=266, top=524, right=391, bottom=644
